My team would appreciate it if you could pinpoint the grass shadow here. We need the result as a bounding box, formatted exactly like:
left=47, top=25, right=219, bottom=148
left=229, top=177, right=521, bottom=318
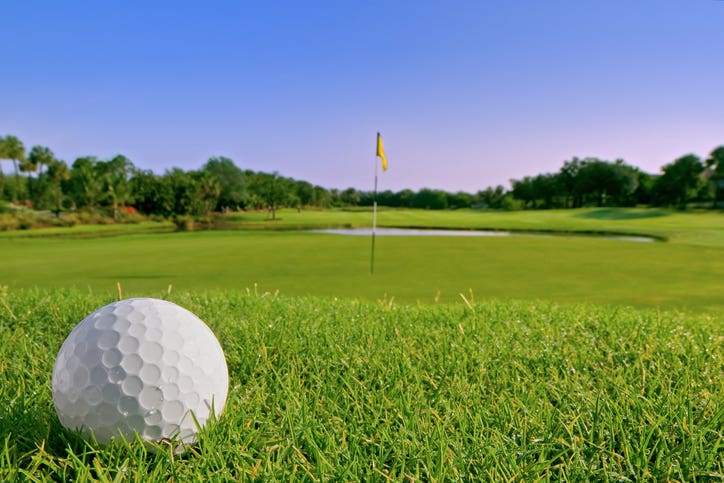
left=0, top=398, right=90, bottom=462
left=575, top=208, right=670, bottom=220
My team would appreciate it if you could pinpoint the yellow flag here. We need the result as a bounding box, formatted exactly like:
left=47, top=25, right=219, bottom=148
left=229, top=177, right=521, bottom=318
left=376, top=132, right=388, bottom=172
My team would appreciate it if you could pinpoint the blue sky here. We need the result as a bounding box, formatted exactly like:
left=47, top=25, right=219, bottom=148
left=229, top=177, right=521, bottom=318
left=2, top=1, right=723, bottom=192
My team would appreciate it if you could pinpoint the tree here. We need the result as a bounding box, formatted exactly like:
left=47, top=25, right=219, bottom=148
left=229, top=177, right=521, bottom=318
left=558, top=157, right=582, bottom=208
left=706, top=146, right=724, bottom=207
left=477, top=185, right=506, bottom=209
left=632, top=170, right=656, bottom=205
left=0, top=135, right=26, bottom=202
left=412, top=188, right=448, bottom=210
left=652, top=154, right=705, bottom=209
left=574, top=158, right=638, bottom=207
left=312, top=185, right=331, bottom=208
left=396, top=189, right=415, bottom=208
left=28, top=145, right=55, bottom=177
left=511, top=176, right=536, bottom=208
left=130, top=170, right=175, bottom=216
left=194, top=170, right=221, bottom=216
left=201, top=157, right=246, bottom=211
left=99, top=155, right=135, bottom=220
left=163, top=168, right=205, bottom=216
left=447, top=191, right=474, bottom=209
left=530, top=173, right=559, bottom=208
left=19, top=156, right=38, bottom=206
left=253, top=172, right=289, bottom=220
left=68, top=157, right=104, bottom=212
left=245, top=171, right=297, bottom=217
left=575, top=159, right=610, bottom=207
left=45, top=159, right=70, bottom=217
left=340, top=187, right=360, bottom=206
left=27, top=145, right=57, bottom=207
left=295, top=180, right=314, bottom=207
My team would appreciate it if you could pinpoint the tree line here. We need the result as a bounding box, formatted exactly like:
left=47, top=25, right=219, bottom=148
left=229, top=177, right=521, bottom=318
left=509, top=151, right=724, bottom=210
left=0, top=135, right=337, bottom=220
left=1, top=134, right=723, bottom=222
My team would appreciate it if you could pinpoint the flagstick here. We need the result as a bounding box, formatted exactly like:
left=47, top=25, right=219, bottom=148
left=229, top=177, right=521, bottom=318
left=370, top=150, right=379, bottom=275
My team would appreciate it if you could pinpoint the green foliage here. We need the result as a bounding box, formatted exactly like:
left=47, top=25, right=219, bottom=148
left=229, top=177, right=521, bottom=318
left=67, top=157, right=104, bottom=212
left=100, top=155, right=135, bottom=220
left=202, top=157, right=246, bottom=211
left=512, top=158, right=642, bottom=209
left=0, top=290, right=722, bottom=480
left=476, top=185, right=507, bottom=209
left=412, top=188, right=449, bottom=210
left=130, top=169, right=175, bottom=217
left=0, top=135, right=26, bottom=202
left=707, top=145, right=724, bottom=206
left=653, top=154, right=706, bottom=209
left=246, top=171, right=295, bottom=219
left=45, top=159, right=70, bottom=217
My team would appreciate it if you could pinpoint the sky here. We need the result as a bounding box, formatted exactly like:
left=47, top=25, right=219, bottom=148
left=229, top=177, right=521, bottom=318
left=1, top=0, right=723, bottom=193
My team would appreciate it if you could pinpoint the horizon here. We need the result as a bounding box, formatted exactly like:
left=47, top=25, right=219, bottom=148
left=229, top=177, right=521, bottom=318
left=1, top=1, right=723, bottom=193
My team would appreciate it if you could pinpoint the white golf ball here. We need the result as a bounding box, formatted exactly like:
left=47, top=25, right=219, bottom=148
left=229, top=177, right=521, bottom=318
left=51, top=298, right=229, bottom=447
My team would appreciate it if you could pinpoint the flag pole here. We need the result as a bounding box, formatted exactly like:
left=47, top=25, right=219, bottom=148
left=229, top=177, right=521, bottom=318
left=371, top=135, right=379, bottom=275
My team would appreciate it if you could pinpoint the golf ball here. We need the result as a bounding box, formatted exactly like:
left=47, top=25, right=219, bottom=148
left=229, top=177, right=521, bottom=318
left=51, top=298, right=229, bottom=447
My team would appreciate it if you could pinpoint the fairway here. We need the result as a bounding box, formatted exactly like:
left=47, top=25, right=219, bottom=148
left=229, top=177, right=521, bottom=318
left=2, top=225, right=723, bottom=312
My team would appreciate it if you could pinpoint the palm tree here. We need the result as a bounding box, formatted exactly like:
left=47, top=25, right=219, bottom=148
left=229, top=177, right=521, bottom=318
left=0, top=135, right=26, bottom=202
left=26, top=145, right=56, bottom=208
left=196, top=171, right=221, bottom=216
left=100, top=155, right=135, bottom=220
left=46, top=159, right=70, bottom=217
left=28, top=145, right=55, bottom=177
left=20, top=155, right=38, bottom=206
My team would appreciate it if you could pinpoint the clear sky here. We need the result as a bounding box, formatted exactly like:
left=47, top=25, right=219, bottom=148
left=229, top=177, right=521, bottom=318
left=1, top=0, right=723, bottom=193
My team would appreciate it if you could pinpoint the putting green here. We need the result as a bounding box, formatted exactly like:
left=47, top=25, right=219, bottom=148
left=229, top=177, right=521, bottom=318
left=2, top=229, right=722, bottom=312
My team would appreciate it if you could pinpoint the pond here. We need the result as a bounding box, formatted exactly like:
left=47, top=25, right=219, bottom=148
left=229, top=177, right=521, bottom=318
left=309, top=227, right=656, bottom=242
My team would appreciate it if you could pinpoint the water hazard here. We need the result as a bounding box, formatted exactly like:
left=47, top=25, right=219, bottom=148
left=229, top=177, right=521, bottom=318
left=310, top=228, right=655, bottom=242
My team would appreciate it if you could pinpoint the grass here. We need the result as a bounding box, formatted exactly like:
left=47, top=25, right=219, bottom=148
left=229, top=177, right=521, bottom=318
left=219, top=207, right=724, bottom=247
left=1, top=228, right=723, bottom=312
left=0, top=220, right=175, bottom=238
left=1, top=208, right=722, bottom=479
left=4, top=207, right=723, bottom=246
left=1, top=289, right=722, bottom=480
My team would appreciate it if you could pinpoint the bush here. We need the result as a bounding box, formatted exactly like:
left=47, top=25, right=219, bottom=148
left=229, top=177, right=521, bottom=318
left=0, top=214, right=20, bottom=231
left=16, top=214, right=35, bottom=230
left=59, top=213, right=80, bottom=227
left=500, top=194, right=525, bottom=211
left=74, top=211, right=114, bottom=225
left=173, top=215, right=195, bottom=231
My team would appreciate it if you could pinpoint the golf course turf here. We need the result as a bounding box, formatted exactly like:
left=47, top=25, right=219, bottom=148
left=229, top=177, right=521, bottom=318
left=0, top=207, right=722, bottom=480
left=1, top=208, right=723, bottom=312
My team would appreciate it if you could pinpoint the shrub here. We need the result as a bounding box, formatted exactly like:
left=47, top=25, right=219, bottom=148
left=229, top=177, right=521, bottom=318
left=0, top=214, right=20, bottom=231
left=173, top=215, right=195, bottom=231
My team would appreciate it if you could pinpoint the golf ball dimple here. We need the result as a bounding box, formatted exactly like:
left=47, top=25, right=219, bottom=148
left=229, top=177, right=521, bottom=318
left=52, top=298, right=229, bottom=448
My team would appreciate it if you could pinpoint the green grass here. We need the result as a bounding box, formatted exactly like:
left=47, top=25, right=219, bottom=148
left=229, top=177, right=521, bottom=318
left=1, top=289, right=722, bottom=480
left=2, top=228, right=723, bottom=312
left=2, top=209, right=722, bottom=479
left=5, top=207, right=723, bottom=247
left=0, top=220, right=175, bottom=239
left=220, top=207, right=724, bottom=247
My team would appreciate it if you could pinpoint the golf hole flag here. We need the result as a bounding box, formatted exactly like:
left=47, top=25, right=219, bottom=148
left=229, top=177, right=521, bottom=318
left=376, top=132, right=388, bottom=172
